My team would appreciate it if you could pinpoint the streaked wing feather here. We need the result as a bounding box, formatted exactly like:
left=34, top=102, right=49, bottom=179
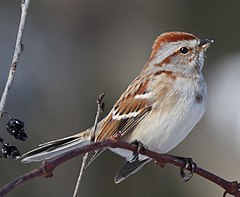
left=96, top=75, right=151, bottom=141
left=117, top=106, right=151, bottom=136
left=86, top=75, right=151, bottom=167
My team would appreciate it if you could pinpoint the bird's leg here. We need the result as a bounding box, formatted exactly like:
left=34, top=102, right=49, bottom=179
left=130, top=140, right=147, bottom=161
left=175, top=156, right=197, bottom=182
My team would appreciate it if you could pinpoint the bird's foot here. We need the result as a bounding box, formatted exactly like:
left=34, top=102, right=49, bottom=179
left=176, top=156, right=196, bottom=182
left=130, top=140, right=147, bottom=161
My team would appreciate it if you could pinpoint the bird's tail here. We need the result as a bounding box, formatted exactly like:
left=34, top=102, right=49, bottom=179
left=21, top=129, right=92, bottom=163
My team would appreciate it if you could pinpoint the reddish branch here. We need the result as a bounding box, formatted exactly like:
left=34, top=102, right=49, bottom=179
left=0, top=139, right=239, bottom=197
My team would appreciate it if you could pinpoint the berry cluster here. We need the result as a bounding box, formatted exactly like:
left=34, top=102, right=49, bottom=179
left=6, top=118, right=27, bottom=141
left=0, top=113, right=27, bottom=160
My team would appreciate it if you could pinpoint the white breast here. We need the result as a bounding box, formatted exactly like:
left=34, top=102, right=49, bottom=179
left=110, top=76, right=207, bottom=160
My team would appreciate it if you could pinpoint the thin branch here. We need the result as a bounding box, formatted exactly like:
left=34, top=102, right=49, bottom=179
left=0, top=140, right=240, bottom=197
left=91, top=93, right=105, bottom=141
left=72, top=153, right=88, bottom=197
left=72, top=93, right=105, bottom=197
left=0, top=0, right=30, bottom=116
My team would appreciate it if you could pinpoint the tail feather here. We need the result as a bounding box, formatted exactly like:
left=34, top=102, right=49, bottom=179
left=21, top=131, right=91, bottom=163
left=38, top=135, right=78, bottom=147
left=114, top=158, right=151, bottom=184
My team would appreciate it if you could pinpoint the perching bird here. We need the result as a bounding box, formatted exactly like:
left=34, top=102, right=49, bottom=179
left=22, top=32, right=213, bottom=183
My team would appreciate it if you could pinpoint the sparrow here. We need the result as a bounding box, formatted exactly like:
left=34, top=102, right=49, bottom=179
left=21, top=31, right=213, bottom=183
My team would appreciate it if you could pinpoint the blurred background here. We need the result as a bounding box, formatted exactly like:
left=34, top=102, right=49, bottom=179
left=0, top=0, right=240, bottom=196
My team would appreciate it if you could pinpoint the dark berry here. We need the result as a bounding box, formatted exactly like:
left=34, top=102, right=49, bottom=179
left=0, top=143, right=20, bottom=159
left=6, top=118, right=27, bottom=141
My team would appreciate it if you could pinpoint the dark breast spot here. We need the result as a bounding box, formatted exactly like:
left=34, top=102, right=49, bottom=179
left=195, top=92, right=203, bottom=104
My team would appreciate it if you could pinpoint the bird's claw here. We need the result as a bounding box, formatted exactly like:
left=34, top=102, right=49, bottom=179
left=177, top=157, right=196, bottom=182
left=130, top=140, right=147, bottom=161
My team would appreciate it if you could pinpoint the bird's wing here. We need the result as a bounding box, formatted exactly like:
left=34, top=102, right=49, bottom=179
left=96, top=75, right=152, bottom=141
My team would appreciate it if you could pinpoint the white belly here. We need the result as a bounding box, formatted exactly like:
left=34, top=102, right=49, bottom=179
left=132, top=94, right=206, bottom=154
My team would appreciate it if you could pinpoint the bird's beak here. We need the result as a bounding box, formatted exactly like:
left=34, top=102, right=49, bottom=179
left=198, top=39, right=214, bottom=51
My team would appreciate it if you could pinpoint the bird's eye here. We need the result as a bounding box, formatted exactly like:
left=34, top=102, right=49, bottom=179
left=180, top=47, right=189, bottom=54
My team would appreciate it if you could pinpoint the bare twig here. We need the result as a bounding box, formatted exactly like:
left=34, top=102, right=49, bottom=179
left=72, top=93, right=105, bottom=197
left=0, top=0, right=30, bottom=116
left=0, top=140, right=240, bottom=197
left=91, top=93, right=105, bottom=141
left=72, top=153, right=88, bottom=197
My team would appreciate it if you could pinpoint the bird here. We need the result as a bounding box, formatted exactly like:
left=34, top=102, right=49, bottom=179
left=21, top=31, right=213, bottom=184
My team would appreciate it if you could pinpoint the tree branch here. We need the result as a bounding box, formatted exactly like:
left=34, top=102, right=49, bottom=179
left=0, top=0, right=30, bottom=116
left=0, top=139, right=239, bottom=197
